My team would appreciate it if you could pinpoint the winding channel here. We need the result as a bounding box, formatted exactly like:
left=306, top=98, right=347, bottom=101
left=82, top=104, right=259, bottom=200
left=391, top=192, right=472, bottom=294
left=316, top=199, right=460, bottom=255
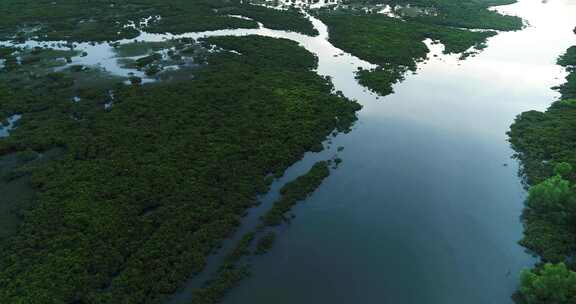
left=2, top=0, right=576, bottom=303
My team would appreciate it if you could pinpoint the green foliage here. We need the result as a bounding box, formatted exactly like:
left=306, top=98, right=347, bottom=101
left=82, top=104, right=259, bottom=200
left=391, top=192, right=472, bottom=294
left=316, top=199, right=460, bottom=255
left=428, top=30, right=493, bottom=55
left=0, top=47, right=123, bottom=109
left=135, top=53, right=163, bottom=68
left=0, top=36, right=360, bottom=303
left=554, top=162, right=573, bottom=178
left=517, top=263, right=576, bottom=304
left=558, top=46, right=576, bottom=68
left=510, top=45, right=576, bottom=301
left=202, top=160, right=334, bottom=300
left=556, top=45, right=576, bottom=100
left=191, top=266, right=250, bottom=304
left=255, top=232, right=277, bottom=255
left=508, top=100, right=576, bottom=185
left=262, top=161, right=331, bottom=226
left=319, top=0, right=518, bottom=95
left=0, top=47, right=16, bottom=58
left=319, top=11, right=497, bottom=95
left=520, top=216, right=576, bottom=263
left=519, top=175, right=576, bottom=262
left=0, top=0, right=315, bottom=42
left=0, top=0, right=526, bottom=302
left=324, top=14, right=496, bottom=67
left=113, top=41, right=175, bottom=58
left=393, top=0, right=523, bottom=31
left=15, top=148, right=38, bottom=162
left=320, top=14, right=421, bottom=67
left=202, top=36, right=321, bottom=71
left=357, top=67, right=405, bottom=96
left=223, top=232, right=256, bottom=266
left=225, top=4, right=318, bottom=36
left=526, top=175, right=572, bottom=213
left=558, top=74, right=576, bottom=100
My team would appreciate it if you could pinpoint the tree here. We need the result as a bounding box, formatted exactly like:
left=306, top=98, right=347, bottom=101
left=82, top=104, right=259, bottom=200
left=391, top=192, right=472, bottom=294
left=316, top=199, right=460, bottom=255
left=554, top=162, right=573, bottom=179
left=519, top=263, right=576, bottom=304
left=526, top=175, right=572, bottom=213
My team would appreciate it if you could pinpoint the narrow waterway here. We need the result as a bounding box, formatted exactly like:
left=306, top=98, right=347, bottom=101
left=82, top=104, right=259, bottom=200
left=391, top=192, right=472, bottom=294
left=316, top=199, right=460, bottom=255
left=216, top=1, right=576, bottom=304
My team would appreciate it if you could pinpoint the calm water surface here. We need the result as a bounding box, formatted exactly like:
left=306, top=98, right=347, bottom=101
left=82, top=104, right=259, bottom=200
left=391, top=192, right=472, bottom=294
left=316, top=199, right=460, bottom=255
left=3, top=0, right=575, bottom=302
left=220, top=1, right=576, bottom=304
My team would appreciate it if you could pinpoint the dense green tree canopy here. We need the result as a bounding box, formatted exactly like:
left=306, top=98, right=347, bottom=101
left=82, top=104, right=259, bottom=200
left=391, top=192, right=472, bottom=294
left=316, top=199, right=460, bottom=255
left=519, top=263, right=576, bottom=304
left=0, top=36, right=360, bottom=303
left=526, top=175, right=573, bottom=213
left=318, top=0, right=518, bottom=95
left=509, top=36, right=576, bottom=303
left=0, top=0, right=317, bottom=42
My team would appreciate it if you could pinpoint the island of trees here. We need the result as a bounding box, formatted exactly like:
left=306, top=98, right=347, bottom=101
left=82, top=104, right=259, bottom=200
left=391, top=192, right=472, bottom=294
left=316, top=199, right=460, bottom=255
left=316, top=0, right=522, bottom=95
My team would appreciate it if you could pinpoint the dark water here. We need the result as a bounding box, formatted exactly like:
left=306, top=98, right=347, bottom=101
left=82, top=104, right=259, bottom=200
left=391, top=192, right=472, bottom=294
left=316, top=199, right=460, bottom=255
left=219, top=1, right=576, bottom=304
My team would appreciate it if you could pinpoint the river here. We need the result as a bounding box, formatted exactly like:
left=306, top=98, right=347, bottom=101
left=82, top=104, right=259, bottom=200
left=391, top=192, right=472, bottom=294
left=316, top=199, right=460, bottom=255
left=3, top=0, right=575, bottom=303
left=215, top=1, right=576, bottom=304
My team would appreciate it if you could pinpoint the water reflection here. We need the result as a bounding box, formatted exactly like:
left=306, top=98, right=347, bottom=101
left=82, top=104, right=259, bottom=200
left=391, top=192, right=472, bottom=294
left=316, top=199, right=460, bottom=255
left=0, top=10, right=375, bottom=84
left=0, top=115, right=22, bottom=138
left=251, top=0, right=341, bottom=9
left=220, top=1, right=576, bottom=304
left=1, top=0, right=574, bottom=303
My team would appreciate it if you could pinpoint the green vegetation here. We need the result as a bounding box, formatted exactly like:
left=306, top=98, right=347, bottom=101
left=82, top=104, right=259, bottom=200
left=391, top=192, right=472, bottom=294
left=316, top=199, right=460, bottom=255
left=0, top=0, right=315, bottom=42
left=321, top=13, right=496, bottom=68
left=391, top=0, right=522, bottom=31
left=342, top=0, right=521, bottom=30
left=0, top=0, right=527, bottom=302
left=191, top=266, right=251, bottom=304
left=0, top=148, right=63, bottom=241
left=557, top=46, right=576, bottom=68
left=262, top=161, right=331, bottom=226
left=322, top=13, right=497, bottom=95
left=0, top=154, right=35, bottom=240
left=519, top=173, right=576, bottom=262
left=556, top=46, right=576, bottom=100
left=224, top=5, right=318, bottom=36
left=508, top=100, right=576, bottom=185
left=113, top=39, right=215, bottom=81
left=0, top=36, right=360, bottom=303
left=357, top=68, right=405, bottom=96
left=516, top=263, right=576, bottom=304
left=187, top=160, right=335, bottom=302
left=113, top=41, right=175, bottom=58
left=0, top=47, right=125, bottom=116
left=322, top=14, right=429, bottom=67
left=508, top=41, right=576, bottom=302
left=318, top=0, right=514, bottom=95
left=223, top=232, right=256, bottom=266
left=255, top=232, right=277, bottom=255
left=508, top=42, right=576, bottom=186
